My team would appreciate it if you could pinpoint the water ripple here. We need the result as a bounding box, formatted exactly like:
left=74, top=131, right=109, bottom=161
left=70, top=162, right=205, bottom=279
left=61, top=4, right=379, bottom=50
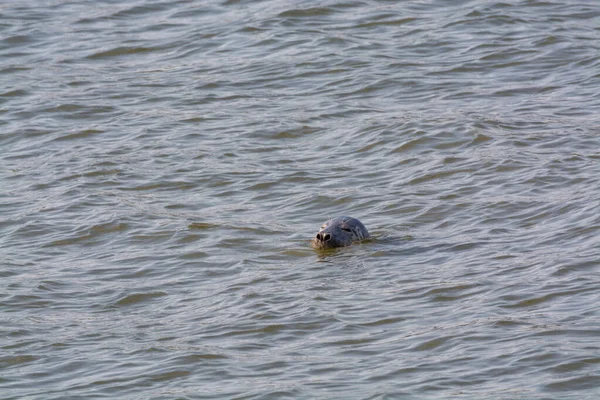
left=1, top=0, right=600, bottom=398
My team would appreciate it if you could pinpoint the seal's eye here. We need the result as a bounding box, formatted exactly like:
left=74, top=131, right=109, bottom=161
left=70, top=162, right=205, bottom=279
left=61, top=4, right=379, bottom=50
left=341, top=228, right=351, bottom=232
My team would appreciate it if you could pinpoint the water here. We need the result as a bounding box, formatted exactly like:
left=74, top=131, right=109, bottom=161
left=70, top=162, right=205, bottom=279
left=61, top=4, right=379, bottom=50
left=1, top=0, right=600, bottom=398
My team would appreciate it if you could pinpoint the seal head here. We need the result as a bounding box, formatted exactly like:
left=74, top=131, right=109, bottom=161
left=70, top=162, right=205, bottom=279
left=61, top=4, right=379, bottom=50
left=312, top=216, right=370, bottom=250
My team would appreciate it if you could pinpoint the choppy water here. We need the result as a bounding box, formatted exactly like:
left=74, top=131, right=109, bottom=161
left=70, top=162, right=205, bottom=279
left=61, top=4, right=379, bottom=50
left=2, top=0, right=600, bottom=398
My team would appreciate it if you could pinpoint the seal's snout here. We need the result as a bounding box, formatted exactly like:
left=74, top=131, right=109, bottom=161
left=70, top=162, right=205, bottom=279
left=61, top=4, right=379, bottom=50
left=316, top=232, right=331, bottom=242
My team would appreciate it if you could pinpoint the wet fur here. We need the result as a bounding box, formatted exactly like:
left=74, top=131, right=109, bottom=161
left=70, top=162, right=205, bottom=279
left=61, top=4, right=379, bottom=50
left=311, top=216, right=370, bottom=249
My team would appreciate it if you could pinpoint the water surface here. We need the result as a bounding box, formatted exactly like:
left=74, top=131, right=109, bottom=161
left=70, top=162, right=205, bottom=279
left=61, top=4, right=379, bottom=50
left=1, top=0, right=600, bottom=398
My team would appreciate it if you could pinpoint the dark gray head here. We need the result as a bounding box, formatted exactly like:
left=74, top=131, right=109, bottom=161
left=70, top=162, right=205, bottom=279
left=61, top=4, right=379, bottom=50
left=312, top=216, right=370, bottom=250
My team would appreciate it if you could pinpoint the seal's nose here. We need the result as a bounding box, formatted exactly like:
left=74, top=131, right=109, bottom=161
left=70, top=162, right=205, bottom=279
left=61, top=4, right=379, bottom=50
left=316, top=233, right=331, bottom=242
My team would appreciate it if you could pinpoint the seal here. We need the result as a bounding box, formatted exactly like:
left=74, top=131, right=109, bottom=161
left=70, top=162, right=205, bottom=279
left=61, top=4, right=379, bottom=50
left=311, top=216, right=370, bottom=250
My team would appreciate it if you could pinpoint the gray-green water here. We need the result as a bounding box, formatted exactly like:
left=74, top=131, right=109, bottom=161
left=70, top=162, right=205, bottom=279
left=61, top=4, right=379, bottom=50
left=2, top=1, right=600, bottom=399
